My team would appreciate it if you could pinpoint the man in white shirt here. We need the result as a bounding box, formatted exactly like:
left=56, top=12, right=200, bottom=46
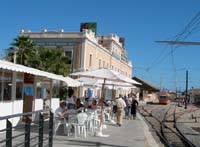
left=54, top=101, right=68, bottom=135
left=115, top=94, right=126, bottom=126
left=55, top=101, right=67, bottom=118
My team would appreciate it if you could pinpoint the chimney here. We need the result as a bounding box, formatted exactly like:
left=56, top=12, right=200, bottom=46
left=119, top=37, right=125, bottom=47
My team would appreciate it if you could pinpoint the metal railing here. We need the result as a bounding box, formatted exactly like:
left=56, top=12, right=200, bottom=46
left=0, top=110, right=54, bottom=147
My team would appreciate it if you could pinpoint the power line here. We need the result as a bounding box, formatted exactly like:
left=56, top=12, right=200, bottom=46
left=135, top=10, right=200, bottom=88
left=148, top=11, right=200, bottom=71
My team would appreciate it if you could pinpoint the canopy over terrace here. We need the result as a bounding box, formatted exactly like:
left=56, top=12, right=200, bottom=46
left=0, top=60, right=81, bottom=87
left=76, top=77, right=137, bottom=98
left=71, top=68, right=140, bottom=97
left=76, top=77, right=136, bottom=89
left=70, top=68, right=141, bottom=85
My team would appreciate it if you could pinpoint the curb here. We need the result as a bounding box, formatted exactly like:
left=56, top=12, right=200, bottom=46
left=137, top=112, right=160, bottom=147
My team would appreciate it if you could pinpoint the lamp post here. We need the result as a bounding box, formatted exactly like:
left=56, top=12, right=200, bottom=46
left=12, top=46, right=19, bottom=64
left=11, top=46, right=19, bottom=118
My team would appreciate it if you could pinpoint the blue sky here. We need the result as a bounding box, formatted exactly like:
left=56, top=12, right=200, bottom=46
left=0, top=0, right=200, bottom=91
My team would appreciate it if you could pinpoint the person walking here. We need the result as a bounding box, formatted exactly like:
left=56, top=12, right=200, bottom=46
left=123, top=95, right=128, bottom=119
left=115, top=94, right=126, bottom=126
left=125, top=94, right=132, bottom=119
left=131, top=94, right=139, bottom=119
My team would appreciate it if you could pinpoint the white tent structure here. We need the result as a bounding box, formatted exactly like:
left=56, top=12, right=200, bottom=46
left=76, top=77, right=137, bottom=100
left=55, top=75, right=81, bottom=87
left=76, top=77, right=136, bottom=88
left=76, top=77, right=102, bottom=87
left=71, top=68, right=140, bottom=85
left=71, top=68, right=140, bottom=98
left=71, top=68, right=140, bottom=97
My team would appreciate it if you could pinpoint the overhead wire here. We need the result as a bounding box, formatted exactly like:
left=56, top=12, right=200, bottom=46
left=169, top=12, right=200, bottom=90
left=146, top=45, right=169, bottom=72
left=146, top=11, right=200, bottom=71
left=170, top=45, right=178, bottom=90
left=141, top=11, right=200, bottom=90
left=171, top=11, right=200, bottom=41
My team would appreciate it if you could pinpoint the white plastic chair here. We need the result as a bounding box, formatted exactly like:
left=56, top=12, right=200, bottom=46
left=75, top=112, right=88, bottom=138
left=86, top=111, right=95, bottom=135
left=104, top=107, right=111, bottom=121
left=54, top=117, right=68, bottom=136
left=93, top=110, right=101, bottom=131
left=67, top=114, right=78, bottom=136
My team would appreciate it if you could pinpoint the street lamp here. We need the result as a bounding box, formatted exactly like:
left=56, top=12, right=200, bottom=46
left=10, top=46, right=19, bottom=117
left=12, top=46, right=19, bottom=64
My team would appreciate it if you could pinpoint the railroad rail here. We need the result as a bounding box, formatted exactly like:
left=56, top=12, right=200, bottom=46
left=139, top=104, right=197, bottom=147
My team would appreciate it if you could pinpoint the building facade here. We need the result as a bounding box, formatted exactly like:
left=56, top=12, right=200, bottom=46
left=190, top=89, right=200, bottom=104
left=132, top=77, right=159, bottom=102
left=19, top=29, right=132, bottom=78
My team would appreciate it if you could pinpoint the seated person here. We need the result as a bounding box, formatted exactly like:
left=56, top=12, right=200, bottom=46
left=55, top=101, right=67, bottom=118
left=76, top=98, right=84, bottom=112
left=84, top=97, right=92, bottom=108
left=91, top=99, right=98, bottom=110
left=84, top=97, right=89, bottom=108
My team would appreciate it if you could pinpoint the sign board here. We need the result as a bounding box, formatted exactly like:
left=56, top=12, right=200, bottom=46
left=24, top=86, right=33, bottom=97
left=80, top=22, right=97, bottom=34
left=24, top=73, right=34, bottom=84
left=104, top=88, right=114, bottom=101
left=23, top=73, right=34, bottom=121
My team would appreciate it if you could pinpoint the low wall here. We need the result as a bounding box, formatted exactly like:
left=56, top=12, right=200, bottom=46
left=0, top=100, right=23, bottom=130
left=0, top=98, right=59, bottom=130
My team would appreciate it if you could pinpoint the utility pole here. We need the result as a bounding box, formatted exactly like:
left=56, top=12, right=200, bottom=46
left=160, top=74, right=162, bottom=90
left=185, top=70, right=188, bottom=109
left=155, top=41, right=197, bottom=108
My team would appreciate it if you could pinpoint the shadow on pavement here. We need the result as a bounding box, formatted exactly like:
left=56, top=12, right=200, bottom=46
left=54, top=138, right=130, bottom=147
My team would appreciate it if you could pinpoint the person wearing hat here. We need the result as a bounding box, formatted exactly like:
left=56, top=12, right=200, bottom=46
left=115, top=94, right=126, bottom=126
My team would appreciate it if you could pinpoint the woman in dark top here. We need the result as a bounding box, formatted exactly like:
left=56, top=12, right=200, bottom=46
left=75, top=98, right=83, bottom=108
left=131, top=96, right=139, bottom=119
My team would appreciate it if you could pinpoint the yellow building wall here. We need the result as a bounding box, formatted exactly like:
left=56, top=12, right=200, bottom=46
left=84, top=42, right=97, bottom=70
left=84, top=40, right=132, bottom=77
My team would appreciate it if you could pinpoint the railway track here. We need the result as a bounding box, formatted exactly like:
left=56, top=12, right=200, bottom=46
left=139, top=104, right=197, bottom=147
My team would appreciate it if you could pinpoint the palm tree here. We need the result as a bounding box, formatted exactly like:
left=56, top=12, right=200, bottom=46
left=3, top=47, right=15, bottom=62
left=36, top=48, right=71, bottom=76
left=8, top=36, right=71, bottom=76
left=11, top=36, right=36, bottom=65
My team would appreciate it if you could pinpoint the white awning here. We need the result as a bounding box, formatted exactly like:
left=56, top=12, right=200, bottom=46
left=76, top=77, right=136, bottom=88
left=57, top=76, right=82, bottom=87
left=71, top=68, right=141, bottom=85
left=0, top=60, right=81, bottom=87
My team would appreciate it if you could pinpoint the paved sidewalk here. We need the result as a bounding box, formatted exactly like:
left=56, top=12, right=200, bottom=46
left=53, top=114, right=160, bottom=147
